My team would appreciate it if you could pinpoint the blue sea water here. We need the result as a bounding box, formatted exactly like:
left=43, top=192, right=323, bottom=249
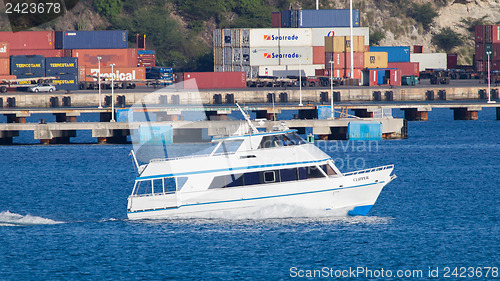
left=0, top=108, right=499, bottom=280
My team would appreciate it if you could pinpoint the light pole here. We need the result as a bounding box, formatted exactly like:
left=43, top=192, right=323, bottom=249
left=299, top=56, right=303, bottom=106
left=349, top=0, right=354, bottom=79
left=110, top=63, right=116, bottom=122
left=486, top=51, right=496, bottom=104
left=329, top=60, right=334, bottom=118
left=97, top=56, right=102, bottom=108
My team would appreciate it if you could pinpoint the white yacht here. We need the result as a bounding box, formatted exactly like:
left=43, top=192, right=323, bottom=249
left=127, top=108, right=396, bottom=220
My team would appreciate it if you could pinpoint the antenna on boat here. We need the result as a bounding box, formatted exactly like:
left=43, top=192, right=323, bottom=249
left=130, top=150, right=141, bottom=172
left=236, top=103, right=259, bottom=134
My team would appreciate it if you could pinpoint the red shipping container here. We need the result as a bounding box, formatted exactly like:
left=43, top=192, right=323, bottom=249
left=388, top=62, right=419, bottom=76
left=0, top=58, right=9, bottom=75
left=0, top=31, right=54, bottom=50
left=313, top=46, right=325, bottom=64
left=72, top=48, right=138, bottom=68
left=493, top=43, right=500, bottom=60
left=345, top=68, right=362, bottom=79
left=9, top=49, right=64, bottom=57
left=492, top=61, right=500, bottom=71
left=315, top=69, right=325, bottom=76
left=476, top=43, right=484, bottom=61
left=271, top=12, right=281, bottom=28
left=485, top=25, right=493, bottom=43
left=79, top=65, right=146, bottom=82
left=447, top=54, right=458, bottom=69
left=369, top=70, right=378, bottom=86
left=493, top=25, right=500, bottom=43
left=0, top=75, right=17, bottom=80
left=176, top=72, right=246, bottom=89
left=475, top=25, right=485, bottom=43
left=390, top=69, right=401, bottom=86
left=413, top=45, right=423, bottom=53
left=0, top=42, right=9, bottom=58
left=325, top=52, right=363, bottom=69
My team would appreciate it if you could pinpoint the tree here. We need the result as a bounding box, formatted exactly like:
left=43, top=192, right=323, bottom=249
left=94, top=0, right=123, bottom=18
left=408, top=3, right=438, bottom=30
left=432, top=28, right=463, bottom=52
left=370, top=29, right=385, bottom=46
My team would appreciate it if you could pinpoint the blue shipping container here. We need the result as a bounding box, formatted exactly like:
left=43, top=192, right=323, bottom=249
left=52, top=74, right=78, bottom=91
left=348, top=121, right=382, bottom=140
left=45, top=57, right=78, bottom=75
left=299, top=9, right=360, bottom=28
left=138, top=50, right=155, bottom=55
left=369, top=46, right=410, bottom=62
left=55, top=30, right=128, bottom=49
left=10, top=55, right=45, bottom=77
left=377, top=70, right=385, bottom=85
left=317, top=105, right=333, bottom=120
left=281, top=10, right=291, bottom=27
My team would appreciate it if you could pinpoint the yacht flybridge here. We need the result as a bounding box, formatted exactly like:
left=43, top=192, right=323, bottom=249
left=126, top=106, right=396, bottom=220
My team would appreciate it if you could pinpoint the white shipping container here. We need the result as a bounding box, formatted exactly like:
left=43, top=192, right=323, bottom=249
left=410, top=53, right=447, bottom=71
left=311, top=27, right=369, bottom=46
left=249, top=47, right=313, bottom=66
left=258, top=64, right=325, bottom=77
left=249, top=28, right=312, bottom=48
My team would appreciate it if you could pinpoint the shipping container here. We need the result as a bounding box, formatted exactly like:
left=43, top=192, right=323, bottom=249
left=223, top=48, right=232, bottom=65
left=214, top=65, right=223, bottom=72
left=485, top=25, right=493, bottom=43
left=241, top=29, right=250, bottom=47
left=493, top=43, right=500, bottom=59
left=249, top=28, right=312, bottom=48
left=45, top=57, right=78, bottom=75
left=290, top=10, right=300, bottom=28
left=299, top=9, right=360, bottom=28
left=390, top=69, right=401, bottom=86
left=281, top=10, right=291, bottom=28
left=55, top=30, right=128, bottom=49
left=232, top=48, right=242, bottom=64
left=476, top=42, right=485, bottom=61
left=475, top=25, right=485, bottom=43
left=312, top=27, right=369, bottom=46
left=368, top=69, right=378, bottom=86
left=10, top=55, right=45, bottom=77
left=325, top=52, right=364, bottom=69
left=345, top=36, right=365, bottom=53
left=345, top=68, right=362, bottom=79
left=231, top=29, right=241, bottom=47
left=52, top=74, right=79, bottom=91
left=315, top=69, right=325, bottom=76
left=271, top=12, right=281, bottom=28
left=493, top=25, right=500, bottom=43
left=413, top=45, right=423, bottom=53
left=410, top=53, right=447, bottom=71
left=364, top=52, right=388, bottom=68
left=0, top=75, right=17, bottom=80
left=313, top=46, right=325, bottom=64
left=387, top=62, right=419, bottom=76
left=258, top=64, right=325, bottom=77
left=72, top=48, right=138, bottom=68
left=176, top=72, right=246, bottom=89
left=214, top=29, right=223, bottom=48
left=0, top=58, right=9, bottom=75
left=475, top=60, right=485, bottom=72
left=137, top=50, right=155, bottom=55
left=223, top=29, right=231, bottom=47
left=492, top=61, right=500, bottom=71
left=447, top=54, right=458, bottom=69
left=377, top=70, right=385, bottom=85
left=324, top=36, right=346, bottom=53
left=9, top=49, right=64, bottom=57
left=0, top=31, right=54, bottom=50
left=0, top=42, right=9, bottom=58
left=369, top=46, right=410, bottom=62
left=214, top=48, right=223, bottom=65
left=79, top=66, right=146, bottom=82
left=249, top=47, right=313, bottom=66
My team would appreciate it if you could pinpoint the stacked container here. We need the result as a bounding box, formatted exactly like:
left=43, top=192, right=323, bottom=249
left=475, top=25, right=500, bottom=71
left=275, top=9, right=361, bottom=28
left=0, top=42, right=11, bottom=78
left=45, top=57, right=79, bottom=90
left=10, top=55, right=45, bottom=78
left=324, top=35, right=367, bottom=79
left=138, top=50, right=156, bottom=67
left=146, top=67, right=173, bottom=85
left=410, top=53, right=447, bottom=71
left=213, top=29, right=252, bottom=76
left=55, top=31, right=128, bottom=49
left=79, top=66, right=146, bottom=82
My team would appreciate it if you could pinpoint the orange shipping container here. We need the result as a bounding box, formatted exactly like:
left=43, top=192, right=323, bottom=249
left=364, top=52, right=388, bottom=68
left=0, top=31, right=54, bottom=50
left=10, top=49, right=64, bottom=57
left=79, top=66, right=145, bottom=82
left=0, top=58, right=9, bottom=75
left=325, top=52, right=364, bottom=69
left=72, top=49, right=138, bottom=68
left=313, top=46, right=325, bottom=64
left=0, top=42, right=9, bottom=58
left=0, top=75, right=16, bottom=80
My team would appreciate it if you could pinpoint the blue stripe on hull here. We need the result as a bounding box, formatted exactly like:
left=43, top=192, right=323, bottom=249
left=348, top=205, right=374, bottom=216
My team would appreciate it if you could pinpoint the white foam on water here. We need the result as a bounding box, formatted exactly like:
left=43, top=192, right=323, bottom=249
left=0, top=211, right=64, bottom=226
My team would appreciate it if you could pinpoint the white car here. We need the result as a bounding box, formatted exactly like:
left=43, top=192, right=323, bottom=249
left=29, top=83, right=56, bottom=93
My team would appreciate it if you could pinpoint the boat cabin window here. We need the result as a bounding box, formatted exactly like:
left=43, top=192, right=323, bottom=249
left=258, top=132, right=306, bottom=149
left=133, top=177, right=187, bottom=195
left=213, top=140, right=244, bottom=155
left=208, top=164, right=330, bottom=189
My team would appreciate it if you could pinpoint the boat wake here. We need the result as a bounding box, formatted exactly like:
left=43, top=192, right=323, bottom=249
left=0, top=211, right=64, bottom=226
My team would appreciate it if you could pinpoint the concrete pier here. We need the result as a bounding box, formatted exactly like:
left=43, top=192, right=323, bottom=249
left=402, top=108, right=430, bottom=121
left=452, top=107, right=480, bottom=120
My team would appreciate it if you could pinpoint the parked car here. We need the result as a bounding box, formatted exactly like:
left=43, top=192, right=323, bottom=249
left=29, top=83, right=56, bottom=93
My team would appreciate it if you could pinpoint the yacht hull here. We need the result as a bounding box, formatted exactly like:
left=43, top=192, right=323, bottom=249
left=127, top=168, right=394, bottom=220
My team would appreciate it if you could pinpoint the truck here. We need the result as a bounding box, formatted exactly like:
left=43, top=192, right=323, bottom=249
left=0, top=76, right=57, bottom=93
left=246, top=75, right=340, bottom=88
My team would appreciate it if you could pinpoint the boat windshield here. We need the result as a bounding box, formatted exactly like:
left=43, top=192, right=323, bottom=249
left=212, top=140, right=244, bottom=155
left=259, top=132, right=306, bottom=149
left=133, top=177, right=188, bottom=196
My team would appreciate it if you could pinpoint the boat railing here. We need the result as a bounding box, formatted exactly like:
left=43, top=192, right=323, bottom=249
left=343, top=164, right=394, bottom=177
left=150, top=151, right=237, bottom=163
